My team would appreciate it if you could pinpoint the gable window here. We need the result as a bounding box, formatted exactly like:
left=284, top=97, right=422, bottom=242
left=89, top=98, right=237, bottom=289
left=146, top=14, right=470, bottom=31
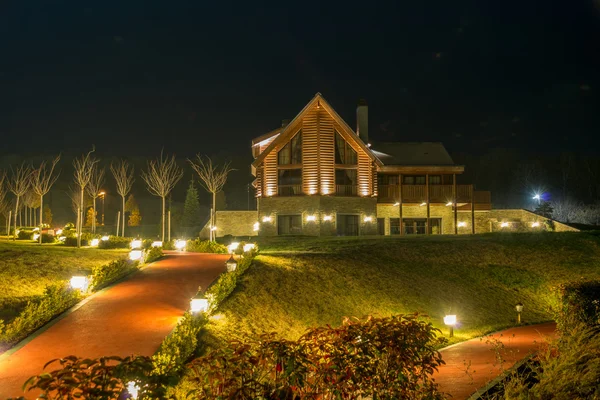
left=335, top=131, right=357, bottom=165
left=278, top=131, right=302, bottom=165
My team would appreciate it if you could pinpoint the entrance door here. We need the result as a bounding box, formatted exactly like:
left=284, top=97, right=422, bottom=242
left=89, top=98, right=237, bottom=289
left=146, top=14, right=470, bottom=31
left=337, top=214, right=359, bottom=236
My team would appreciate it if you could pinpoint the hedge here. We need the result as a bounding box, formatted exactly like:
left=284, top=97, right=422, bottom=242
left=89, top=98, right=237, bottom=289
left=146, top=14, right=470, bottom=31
left=185, top=239, right=228, bottom=254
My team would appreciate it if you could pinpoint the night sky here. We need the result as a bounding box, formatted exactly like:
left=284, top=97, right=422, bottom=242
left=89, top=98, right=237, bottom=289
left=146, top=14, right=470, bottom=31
left=2, top=0, right=599, bottom=161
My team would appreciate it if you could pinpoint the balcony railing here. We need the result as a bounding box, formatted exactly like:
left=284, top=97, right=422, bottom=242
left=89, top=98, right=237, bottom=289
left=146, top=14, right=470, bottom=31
left=336, top=185, right=357, bottom=196
left=278, top=185, right=303, bottom=196
left=377, top=184, right=490, bottom=204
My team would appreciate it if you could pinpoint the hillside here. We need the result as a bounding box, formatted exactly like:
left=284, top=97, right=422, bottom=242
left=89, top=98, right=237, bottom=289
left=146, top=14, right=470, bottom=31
left=206, top=233, right=600, bottom=346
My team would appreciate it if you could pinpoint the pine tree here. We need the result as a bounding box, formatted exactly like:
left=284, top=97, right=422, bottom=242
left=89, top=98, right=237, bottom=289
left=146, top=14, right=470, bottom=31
left=85, top=207, right=97, bottom=227
left=43, top=204, right=52, bottom=226
left=125, top=194, right=142, bottom=226
left=182, top=178, right=201, bottom=227
left=535, top=201, right=554, bottom=219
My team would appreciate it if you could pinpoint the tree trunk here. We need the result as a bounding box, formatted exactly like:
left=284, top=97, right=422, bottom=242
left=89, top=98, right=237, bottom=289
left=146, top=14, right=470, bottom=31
left=122, top=195, right=126, bottom=237
left=78, top=187, right=84, bottom=248
left=211, top=191, right=216, bottom=242
left=13, top=197, right=19, bottom=241
left=161, top=196, right=166, bottom=242
left=39, top=196, right=43, bottom=245
left=92, top=197, right=96, bottom=233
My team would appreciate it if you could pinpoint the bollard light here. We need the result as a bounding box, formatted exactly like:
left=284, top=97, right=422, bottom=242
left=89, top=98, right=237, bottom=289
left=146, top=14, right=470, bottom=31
left=444, top=315, right=457, bottom=338
left=127, top=381, right=140, bottom=400
left=130, top=239, right=143, bottom=249
left=101, top=235, right=110, bottom=241
left=56, top=229, right=63, bottom=235
left=152, top=241, right=163, bottom=248
left=515, top=302, right=524, bottom=324
left=226, top=255, right=238, bottom=272
left=243, top=243, right=255, bottom=253
left=175, top=239, right=187, bottom=251
left=227, top=242, right=240, bottom=254
left=33, top=233, right=40, bottom=241
left=90, top=238, right=99, bottom=247
left=129, top=250, right=143, bottom=261
left=70, top=276, right=88, bottom=291
left=190, top=296, right=208, bottom=313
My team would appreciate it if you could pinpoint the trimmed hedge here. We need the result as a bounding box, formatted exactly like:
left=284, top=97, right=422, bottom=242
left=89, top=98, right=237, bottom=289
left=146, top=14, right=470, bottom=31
left=186, top=239, right=228, bottom=254
left=144, top=247, right=164, bottom=264
left=90, top=259, right=139, bottom=291
left=204, top=252, right=255, bottom=313
left=98, top=236, right=132, bottom=249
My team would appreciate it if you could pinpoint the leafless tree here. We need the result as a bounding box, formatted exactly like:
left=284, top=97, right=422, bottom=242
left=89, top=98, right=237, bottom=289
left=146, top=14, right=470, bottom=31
left=110, top=160, right=134, bottom=237
left=142, top=152, right=183, bottom=241
left=31, top=155, right=61, bottom=243
left=86, top=165, right=105, bottom=234
left=8, top=163, right=31, bottom=240
left=188, top=156, right=234, bottom=241
left=0, top=172, right=7, bottom=236
left=73, top=148, right=99, bottom=247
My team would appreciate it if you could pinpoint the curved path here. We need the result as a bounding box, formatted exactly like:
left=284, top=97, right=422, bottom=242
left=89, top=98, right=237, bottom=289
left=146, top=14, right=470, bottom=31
left=434, top=322, right=557, bottom=399
left=0, top=251, right=228, bottom=399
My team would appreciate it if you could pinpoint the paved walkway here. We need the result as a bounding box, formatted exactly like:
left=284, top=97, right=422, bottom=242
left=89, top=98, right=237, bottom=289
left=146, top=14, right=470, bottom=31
left=434, top=322, right=557, bottom=399
left=0, top=251, right=228, bottom=399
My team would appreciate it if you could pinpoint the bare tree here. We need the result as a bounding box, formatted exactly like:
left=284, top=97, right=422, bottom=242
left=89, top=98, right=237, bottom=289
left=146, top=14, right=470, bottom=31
left=73, top=148, right=99, bottom=247
left=31, top=155, right=61, bottom=243
left=110, top=160, right=134, bottom=237
left=188, top=156, right=234, bottom=241
left=86, top=165, right=105, bottom=234
left=0, top=172, right=7, bottom=236
left=8, top=163, right=31, bottom=240
left=142, top=152, right=183, bottom=241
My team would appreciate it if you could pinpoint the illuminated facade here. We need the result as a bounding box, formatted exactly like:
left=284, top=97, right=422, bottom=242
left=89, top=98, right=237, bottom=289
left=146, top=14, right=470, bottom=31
left=251, top=93, right=493, bottom=236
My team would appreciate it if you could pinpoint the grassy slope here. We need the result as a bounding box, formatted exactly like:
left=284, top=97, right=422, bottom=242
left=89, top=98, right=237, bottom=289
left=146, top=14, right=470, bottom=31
left=0, top=241, right=128, bottom=321
left=207, top=233, right=600, bottom=346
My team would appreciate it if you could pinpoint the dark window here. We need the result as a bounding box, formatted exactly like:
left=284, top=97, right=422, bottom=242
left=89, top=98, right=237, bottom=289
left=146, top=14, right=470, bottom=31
left=429, top=175, right=441, bottom=185
left=337, top=214, right=359, bottom=236
left=379, top=174, right=399, bottom=185
left=377, top=218, right=385, bottom=235
left=403, top=175, right=426, bottom=185
left=278, top=169, right=302, bottom=196
left=278, top=215, right=302, bottom=235
left=390, top=218, right=401, bottom=235
left=403, top=218, right=442, bottom=235
left=442, top=175, right=453, bottom=185
left=278, top=132, right=302, bottom=165
left=335, top=169, right=357, bottom=195
left=335, top=131, right=358, bottom=165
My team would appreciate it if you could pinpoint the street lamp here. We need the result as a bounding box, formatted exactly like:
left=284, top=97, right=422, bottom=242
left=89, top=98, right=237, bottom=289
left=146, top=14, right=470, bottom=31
left=533, top=194, right=541, bottom=205
left=99, top=191, right=106, bottom=226
left=444, top=315, right=457, bottom=338
left=515, top=302, right=524, bottom=324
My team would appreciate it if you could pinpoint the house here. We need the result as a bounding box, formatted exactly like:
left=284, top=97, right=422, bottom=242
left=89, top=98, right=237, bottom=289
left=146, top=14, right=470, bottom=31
left=210, top=93, right=577, bottom=238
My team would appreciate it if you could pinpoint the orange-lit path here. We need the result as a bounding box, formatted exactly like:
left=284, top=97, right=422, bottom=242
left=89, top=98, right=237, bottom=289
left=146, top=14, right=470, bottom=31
left=0, top=251, right=228, bottom=399
left=434, top=322, right=557, bottom=399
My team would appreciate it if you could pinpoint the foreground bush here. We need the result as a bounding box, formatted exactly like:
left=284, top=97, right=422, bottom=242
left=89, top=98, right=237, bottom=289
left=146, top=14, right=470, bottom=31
left=98, top=235, right=132, bottom=249
left=89, top=259, right=138, bottom=291
left=552, top=280, right=600, bottom=332
left=23, top=314, right=446, bottom=399
left=186, top=239, right=227, bottom=254
left=144, top=246, right=164, bottom=264
left=0, top=283, right=81, bottom=346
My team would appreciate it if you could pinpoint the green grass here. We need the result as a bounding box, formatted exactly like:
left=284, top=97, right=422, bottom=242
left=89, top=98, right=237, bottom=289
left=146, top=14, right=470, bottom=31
left=206, top=232, right=600, bottom=347
left=0, top=240, right=128, bottom=322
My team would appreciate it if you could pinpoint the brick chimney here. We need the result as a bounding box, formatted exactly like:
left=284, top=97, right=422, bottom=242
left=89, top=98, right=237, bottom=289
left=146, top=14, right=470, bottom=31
left=356, top=99, right=368, bottom=144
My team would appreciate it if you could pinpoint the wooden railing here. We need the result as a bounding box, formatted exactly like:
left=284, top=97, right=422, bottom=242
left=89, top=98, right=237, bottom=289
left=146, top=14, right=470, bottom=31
left=377, top=184, right=490, bottom=204
left=378, top=185, right=399, bottom=200
left=336, top=185, right=358, bottom=196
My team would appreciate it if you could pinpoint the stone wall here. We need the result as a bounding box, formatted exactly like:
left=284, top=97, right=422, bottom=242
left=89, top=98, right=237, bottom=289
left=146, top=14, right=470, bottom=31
left=485, top=209, right=579, bottom=232
left=258, top=196, right=378, bottom=236
left=200, top=210, right=258, bottom=239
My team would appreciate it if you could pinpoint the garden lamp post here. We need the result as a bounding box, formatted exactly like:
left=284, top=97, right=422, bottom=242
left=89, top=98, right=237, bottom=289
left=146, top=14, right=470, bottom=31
left=515, top=302, right=524, bottom=324
left=444, top=315, right=457, bottom=338
left=226, top=254, right=238, bottom=272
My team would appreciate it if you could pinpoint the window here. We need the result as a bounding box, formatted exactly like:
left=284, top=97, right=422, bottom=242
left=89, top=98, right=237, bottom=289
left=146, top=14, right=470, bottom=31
left=337, top=214, right=359, bottom=236
left=429, top=175, right=441, bottom=185
left=403, top=175, right=426, bottom=185
left=378, top=174, right=399, bottom=185
left=278, top=131, right=302, bottom=165
left=442, top=175, right=453, bottom=185
left=278, top=169, right=302, bottom=196
left=335, top=131, right=357, bottom=165
left=390, top=218, right=401, bottom=235
left=403, top=218, right=442, bottom=235
left=335, top=169, right=357, bottom=195
left=278, top=215, right=302, bottom=235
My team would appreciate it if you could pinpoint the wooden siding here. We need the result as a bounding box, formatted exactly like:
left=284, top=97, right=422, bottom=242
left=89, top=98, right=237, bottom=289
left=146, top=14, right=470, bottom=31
left=319, top=108, right=335, bottom=195
left=263, top=152, right=278, bottom=197
left=302, top=107, right=319, bottom=195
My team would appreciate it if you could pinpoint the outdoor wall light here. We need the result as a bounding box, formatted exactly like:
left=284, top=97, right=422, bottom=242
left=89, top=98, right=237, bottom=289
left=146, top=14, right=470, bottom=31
left=393, top=202, right=400, bottom=206
left=101, top=235, right=110, bottom=241
left=210, top=226, right=217, bottom=231
left=363, top=216, right=373, bottom=222
left=90, top=238, right=99, bottom=247
left=243, top=243, right=256, bottom=252
left=175, top=240, right=187, bottom=251
left=306, top=215, right=317, bottom=222
left=446, top=201, right=453, bottom=206
left=127, top=381, right=140, bottom=400
left=515, top=302, right=524, bottom=324
left=129, top=250, right=143, bottom=261
left=151, top=241, right=162, bottom=248
left=531, top=222, right=540, bottom=228
left=457, top=221, right=467, bottom=228
left=70, top=276, right=88, bottom=291
left=500, top=222, right=509, bottom=228
left=130, top=239, right=142, bottom=249
left=226, top=255, right=238, bottom=272
left=228, top=242, right=240, bottom=254
left=323, top=215, right=333, bottom=221
left=262, top=216, right=272, bottom=223
left=190, top=296, right=208, bottom=313
left=420, top=202, right=427, bottom=206
left=444, top=315, right=457, bottom=338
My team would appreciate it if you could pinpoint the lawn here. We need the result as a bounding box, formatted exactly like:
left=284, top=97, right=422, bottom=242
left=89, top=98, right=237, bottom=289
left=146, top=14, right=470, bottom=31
left=0, top=240, right=128, bottom=322
left=206, top=232, right=600, bottom=347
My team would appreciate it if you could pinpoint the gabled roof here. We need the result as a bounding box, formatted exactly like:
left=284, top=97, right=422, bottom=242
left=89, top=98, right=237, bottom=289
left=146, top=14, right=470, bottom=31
left=251, top=93, right=382, bottom=168
left=251, top=127, right=282, bottom=147
left=370, top=142, right=455, bottom=166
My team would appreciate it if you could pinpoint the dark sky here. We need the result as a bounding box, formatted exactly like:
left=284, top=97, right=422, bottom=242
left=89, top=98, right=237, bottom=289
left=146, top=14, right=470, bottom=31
left=1, top=0, right=600, bottom=160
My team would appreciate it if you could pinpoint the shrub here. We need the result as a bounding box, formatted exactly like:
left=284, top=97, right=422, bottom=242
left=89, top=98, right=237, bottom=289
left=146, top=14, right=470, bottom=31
left=0, top=283, right=81, bottom=347
left=90, top=259, right=138, bottom=291
left=186, top=239, right=228, bottom=254
left=204, top=251, right=256, bottom=313
left=162, top=240, right=175, bottom=250
left=98, top=236, right=132, bottom=249
left=41, top=233, right=55, bottom=243
left=152, top=312, right=208, bottom=376
left=17, top=229, right=34, bottom=240
left=144, top=247, right=163, bottom=264
left=183, top=314, right=446, bottom=399
left=553, top=280, right=600, bottom=332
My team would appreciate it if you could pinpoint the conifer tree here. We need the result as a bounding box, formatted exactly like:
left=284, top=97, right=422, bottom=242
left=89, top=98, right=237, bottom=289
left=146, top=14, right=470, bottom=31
left=182, top=178, right=201, bottom=227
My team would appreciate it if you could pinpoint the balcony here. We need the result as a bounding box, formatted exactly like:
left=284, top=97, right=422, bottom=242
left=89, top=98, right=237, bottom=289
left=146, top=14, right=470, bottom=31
left=336, top=185, right=357, bottom=196
left=378, top=184, right=490, bottom=205
left=278, top=185, right=303, bottom=196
